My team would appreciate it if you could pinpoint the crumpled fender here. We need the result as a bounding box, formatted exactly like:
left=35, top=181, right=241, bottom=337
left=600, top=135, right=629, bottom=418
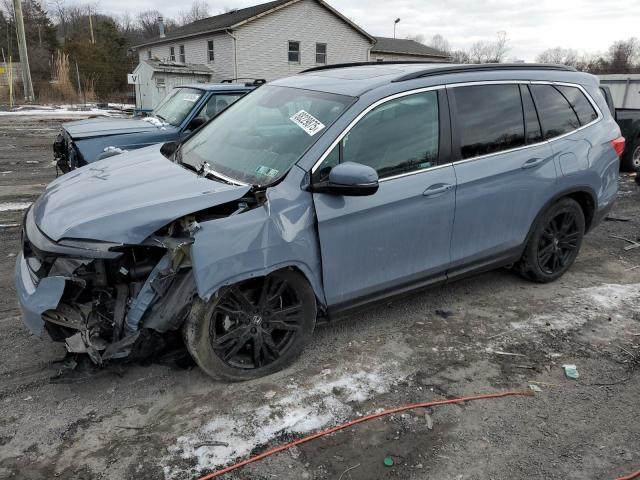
left=14, top=252, right=66, bottom=336
left=190, top=165, right=326, bottom=306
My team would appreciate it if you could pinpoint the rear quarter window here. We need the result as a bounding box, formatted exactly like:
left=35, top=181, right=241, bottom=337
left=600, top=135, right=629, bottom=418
left=453, top=84, right=525, bottom=159
left=555, top=85, right=598, bottom=126
left=530, top=84, right=581, bottom=139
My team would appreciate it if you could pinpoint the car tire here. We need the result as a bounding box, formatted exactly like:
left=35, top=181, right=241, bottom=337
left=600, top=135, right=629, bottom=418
left=621, top=135, right=640, bottom=172
left=183, top=269, right=316, bottom=381
left=516, top=198, right=585, bottom=283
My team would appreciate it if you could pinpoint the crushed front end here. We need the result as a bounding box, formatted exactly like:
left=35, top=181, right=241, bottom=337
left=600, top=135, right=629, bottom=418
left=15, top=207, right=197, bottom=364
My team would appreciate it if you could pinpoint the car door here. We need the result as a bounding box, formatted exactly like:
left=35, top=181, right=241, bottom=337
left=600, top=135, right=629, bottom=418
left=311, top=88, right=457, bottom=308
left=447, top=83, right=557, bottom=275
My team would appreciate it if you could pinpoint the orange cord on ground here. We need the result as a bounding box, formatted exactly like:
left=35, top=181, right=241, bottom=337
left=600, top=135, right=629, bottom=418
left=616, top=471, right=640, bottom=480
left=196, top=389, right=534, bottom=480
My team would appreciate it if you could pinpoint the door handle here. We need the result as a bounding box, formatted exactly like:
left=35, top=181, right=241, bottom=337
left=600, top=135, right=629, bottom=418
left=521, top=157, right=545, bottom=169
left=423, top=183, right=454, bottom=197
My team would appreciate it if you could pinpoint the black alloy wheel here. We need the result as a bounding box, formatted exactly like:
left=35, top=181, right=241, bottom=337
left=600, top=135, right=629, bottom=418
left=517, top=197, right=585, bottom=283
left=211, top=276, right=304, bottom=369
left=184, top=270, right=316, bottom=381
left=536, top=211, right=580, bottom=275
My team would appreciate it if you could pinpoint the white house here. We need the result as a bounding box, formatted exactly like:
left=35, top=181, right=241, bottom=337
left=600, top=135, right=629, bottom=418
left=131, top=60, right=215, bottom=110
left=133, top=0, right=373, bottom=84
left=131, top=0, right=449, bottom=108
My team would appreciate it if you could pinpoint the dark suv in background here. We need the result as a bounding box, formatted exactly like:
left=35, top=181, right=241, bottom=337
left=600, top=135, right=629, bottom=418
left=17, top=63, right=622, bottom=380
left=53, top=81, right=261, bottom=172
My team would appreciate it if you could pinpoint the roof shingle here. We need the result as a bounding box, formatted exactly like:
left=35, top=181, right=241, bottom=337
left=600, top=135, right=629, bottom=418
left=372, top=36, right=449, bottom=58
left=135, top=0, right=292, bottom=47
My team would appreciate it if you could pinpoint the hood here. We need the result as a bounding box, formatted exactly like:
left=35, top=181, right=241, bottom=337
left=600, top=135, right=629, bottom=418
left=63, top=117, right=174, bottom=139
left=33, top=144, right=250, bottom=244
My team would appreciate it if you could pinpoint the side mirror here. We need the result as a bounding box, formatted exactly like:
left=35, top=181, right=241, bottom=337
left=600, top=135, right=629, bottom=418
left=312, top=162, right=379, bottom=196
left=187, top=117, right=206, bottom=131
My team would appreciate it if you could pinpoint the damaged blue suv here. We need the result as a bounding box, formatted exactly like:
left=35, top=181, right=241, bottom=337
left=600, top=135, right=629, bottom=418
left=16, top=63, right=622, bottom=380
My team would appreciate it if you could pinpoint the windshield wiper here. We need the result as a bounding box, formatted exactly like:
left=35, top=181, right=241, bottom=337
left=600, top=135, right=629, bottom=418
left=154, top=113, right=167, bottom=122
left=197, top=161, right=236, bottom=185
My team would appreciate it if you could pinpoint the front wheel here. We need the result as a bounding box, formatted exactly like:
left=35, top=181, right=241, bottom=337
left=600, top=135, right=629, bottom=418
left=183, top=270, right=316, bottom=381
left=516, top=198, right=585, bottom=283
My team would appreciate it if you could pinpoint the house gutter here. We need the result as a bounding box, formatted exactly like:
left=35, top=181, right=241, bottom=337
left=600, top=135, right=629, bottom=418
left=225, top=29, right=238, bottom=79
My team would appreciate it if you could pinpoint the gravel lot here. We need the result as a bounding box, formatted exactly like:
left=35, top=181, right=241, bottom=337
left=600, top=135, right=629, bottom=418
left=0, top=116, right=639, bottom=480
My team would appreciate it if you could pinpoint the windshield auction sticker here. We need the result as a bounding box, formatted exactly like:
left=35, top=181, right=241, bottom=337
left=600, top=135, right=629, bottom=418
left=290, top=110, right=325, bottom=136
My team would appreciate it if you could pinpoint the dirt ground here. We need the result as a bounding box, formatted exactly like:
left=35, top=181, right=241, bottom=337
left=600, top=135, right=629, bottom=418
left=0, top=116, right=639, bottom=480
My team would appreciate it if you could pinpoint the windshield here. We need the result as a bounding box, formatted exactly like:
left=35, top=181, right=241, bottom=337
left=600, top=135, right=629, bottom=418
left=153, top=87, right=204, bottom=126
left=179, top=85, right=355, bottom=186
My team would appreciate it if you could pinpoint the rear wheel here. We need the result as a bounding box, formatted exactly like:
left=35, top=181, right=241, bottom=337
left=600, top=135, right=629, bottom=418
left=183, top=270, right=316, bottom=381
left=517, top=198, right=585, bottom=283
left=621, top=136, right=640, bottom=172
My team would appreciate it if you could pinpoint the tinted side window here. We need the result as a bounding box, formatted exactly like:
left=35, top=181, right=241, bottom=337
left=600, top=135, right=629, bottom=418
left=530, top=84, right=580, bottom=139
left=454, top=84, right=525, bottom=159
left=520, top=85, right=543, bottom=144
left=555, top=86, right=598, bottom=126
left=334, top=91, right=439, bottom=179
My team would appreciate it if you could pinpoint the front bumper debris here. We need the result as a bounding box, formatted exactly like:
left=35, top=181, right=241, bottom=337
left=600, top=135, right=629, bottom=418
left=15, top=208, right=197, bottom=365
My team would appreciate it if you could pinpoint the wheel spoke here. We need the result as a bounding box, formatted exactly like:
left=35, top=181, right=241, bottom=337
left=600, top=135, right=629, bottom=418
left=227, top=286, right=255, bottom=312
left=221, top=331, right=251, bottom=361
left=252, top=335, right=264, bottom=367
left=216, top=304, right=244, bottom=317
left=214, top=326, right=246, bottom=346
left=262, top=334, right=280, bottom=360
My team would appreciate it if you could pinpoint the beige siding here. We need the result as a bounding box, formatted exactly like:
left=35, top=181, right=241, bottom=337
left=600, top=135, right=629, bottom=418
left=140, top=33, right=235, bottom=82
left=371, top=52, right=445, bottom=63
left=234, top=0, right=371, bottom=80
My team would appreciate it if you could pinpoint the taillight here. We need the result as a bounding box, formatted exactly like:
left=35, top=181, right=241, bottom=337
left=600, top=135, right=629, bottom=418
left=611, top=136, right=625, bottom=157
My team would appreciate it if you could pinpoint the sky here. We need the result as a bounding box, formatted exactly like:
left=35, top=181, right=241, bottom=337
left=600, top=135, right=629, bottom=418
left=91, top=0, right=640, bottom=61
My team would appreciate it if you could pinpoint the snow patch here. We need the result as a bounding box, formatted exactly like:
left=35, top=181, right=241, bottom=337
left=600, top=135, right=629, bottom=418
left=0, top=202, right=32, bottom=212
left=510, top=282, right=640, bottom=331
left=163, top=364, right=405, bottom=478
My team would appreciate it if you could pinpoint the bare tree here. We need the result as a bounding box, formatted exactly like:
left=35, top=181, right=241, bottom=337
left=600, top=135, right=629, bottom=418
left=178, top=0, right=210, bottom=25
left=429, top=34, right=451, bottom=53
left=536, top=47, right=580, bottom=66
left=405, top=34, right=425, bottom=44
left=608, top=38, right=639, bottom=73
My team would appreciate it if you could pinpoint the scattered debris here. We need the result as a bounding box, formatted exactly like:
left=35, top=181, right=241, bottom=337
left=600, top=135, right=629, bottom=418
left=609, top=235, right=640, bottom=251
left=425, top=413, right=434, bottom=430
left=115, top=425, right=145, bottom=430
left=0, top=223, right=20, bottom=229
left=562, top=364, right=579, bottom=380
left=528, top=384, right=543, bottom=393
left=605, top=215, right=631, bottom=222
left=195, top=441, right=230, bottom=449
left=435, top=309, right=453, bottom=319
left=338, top=463, right=361, bottom=480
left=383, top=456, right=394, bottom=467
left=491, top=350, right=526, bottom=357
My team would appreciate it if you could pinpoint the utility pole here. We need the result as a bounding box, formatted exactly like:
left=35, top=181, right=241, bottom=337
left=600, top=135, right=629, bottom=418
left=88, top=7, right=95, bottom=44
left=12, top=0, right=34, bottom=102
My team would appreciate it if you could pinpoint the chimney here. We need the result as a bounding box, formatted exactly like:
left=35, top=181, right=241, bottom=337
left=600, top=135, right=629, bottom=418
left=158, top=16, right=166, bottom=38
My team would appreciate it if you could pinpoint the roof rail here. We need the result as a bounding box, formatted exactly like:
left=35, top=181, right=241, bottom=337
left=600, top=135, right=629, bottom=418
left=221, top=77, right=267, bottom=86
left=391, top=63, right=577, bottom=82
left=301, top=61, right=443, bottom=74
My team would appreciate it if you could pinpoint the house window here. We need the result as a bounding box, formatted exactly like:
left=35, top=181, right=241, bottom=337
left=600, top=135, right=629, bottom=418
left=207, top=40, right=214, bottom=62
left=316, top=43, right=327, bottom=64
left=169, top=46, right=175, bottom=61
left=288, top=41, right=300, bottom=64
left=376, top=58, right=384, bottom=62
left=147, top=50, right=152, bottom=60
left=179, top=45, right=186, bottom=63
